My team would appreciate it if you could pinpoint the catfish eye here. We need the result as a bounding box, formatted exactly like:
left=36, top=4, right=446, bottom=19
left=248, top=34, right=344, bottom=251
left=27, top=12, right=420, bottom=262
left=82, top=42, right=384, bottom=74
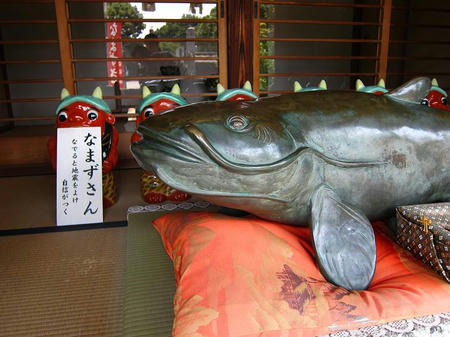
left=143, top=107, right=154, bottom=118
left=87, top=109, right=98, bottom=120
left=226, top=115, right=249, bottom=131
left=58, top=110, right=68, bottom=122
left=421, top=98, right=429, bottom=106
left=442, top=97, right=448, bottom=105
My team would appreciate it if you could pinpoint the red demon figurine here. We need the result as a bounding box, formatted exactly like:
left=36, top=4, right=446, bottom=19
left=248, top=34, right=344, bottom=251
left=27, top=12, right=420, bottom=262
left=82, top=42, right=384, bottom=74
left=422, top=78, right=450, bottom=111
left=48, top=87, right=119, bottom=208
left=131, top=84, right=190, bottom=203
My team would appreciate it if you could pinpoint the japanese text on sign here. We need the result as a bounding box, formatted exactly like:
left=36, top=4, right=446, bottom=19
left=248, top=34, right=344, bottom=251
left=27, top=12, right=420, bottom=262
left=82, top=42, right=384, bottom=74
left=56, top=127, right=103, bottom=225
left=106, top=21, right=124, bottom=88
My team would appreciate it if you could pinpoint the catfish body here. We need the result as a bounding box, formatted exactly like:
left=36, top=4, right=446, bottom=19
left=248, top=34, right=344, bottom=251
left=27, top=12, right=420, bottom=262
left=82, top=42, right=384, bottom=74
left=132, top=89, right=449, bottom=224
left=131, top=78, right=450, bottom=290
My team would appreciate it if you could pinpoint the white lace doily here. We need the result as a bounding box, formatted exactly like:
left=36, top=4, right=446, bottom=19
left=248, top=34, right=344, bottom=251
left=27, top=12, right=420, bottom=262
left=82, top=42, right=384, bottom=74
left=127, top=199, right=211, bottom=215
left=322, top=312, right=450, bottom=337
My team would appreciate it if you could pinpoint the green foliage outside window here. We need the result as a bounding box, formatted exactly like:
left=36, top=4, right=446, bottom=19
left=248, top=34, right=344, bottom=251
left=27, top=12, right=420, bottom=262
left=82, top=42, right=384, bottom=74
left=155, top=8, right=218, bottom=55
left=259, top=5, right=275, bottom=91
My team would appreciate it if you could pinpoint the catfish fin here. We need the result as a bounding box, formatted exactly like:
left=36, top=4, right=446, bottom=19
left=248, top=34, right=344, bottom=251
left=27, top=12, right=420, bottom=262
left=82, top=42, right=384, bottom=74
left=310, top=184, right=376, bottom=290
left=385, top=77, right=430, bottom=103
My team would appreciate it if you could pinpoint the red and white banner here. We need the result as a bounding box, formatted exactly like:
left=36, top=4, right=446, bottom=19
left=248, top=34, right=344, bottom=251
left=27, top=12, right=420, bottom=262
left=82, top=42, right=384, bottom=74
left=106, top=22, right=124, bottom=88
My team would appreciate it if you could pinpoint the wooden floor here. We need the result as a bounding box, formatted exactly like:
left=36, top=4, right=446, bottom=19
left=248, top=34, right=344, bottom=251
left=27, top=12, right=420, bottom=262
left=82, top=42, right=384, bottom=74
left=0, top=168, right=145, bottom=230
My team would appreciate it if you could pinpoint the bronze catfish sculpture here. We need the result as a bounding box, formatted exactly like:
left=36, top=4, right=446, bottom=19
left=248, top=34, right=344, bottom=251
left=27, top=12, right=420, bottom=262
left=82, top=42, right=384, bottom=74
left=131, top=77, right=450, bottom=290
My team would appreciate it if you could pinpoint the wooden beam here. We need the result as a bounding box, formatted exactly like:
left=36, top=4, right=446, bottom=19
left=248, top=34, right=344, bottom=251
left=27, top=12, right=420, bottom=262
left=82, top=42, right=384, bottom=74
left=54, top=0, right=75, bottom=94
left=227, top=0, right=254, bottom=88
left=0, top=131, right=136, bottom=175
left=242, top=0, right=254, bottom=87
left=71, top=37, right=218, bottom=43
left=69, top=18, right=217, bottom=23
left=227, top=0, right=241, bottom=87
left=260, top=1, right=381, bottom=9
left=218, top=0, right=228, bottom=88
left=377, top=0, right=392, bottom=82
left=260, top=37, right=379, bottom=43
left=252, top=0, right=260, bottom=93
left=260, top=19, right=380, bottom=26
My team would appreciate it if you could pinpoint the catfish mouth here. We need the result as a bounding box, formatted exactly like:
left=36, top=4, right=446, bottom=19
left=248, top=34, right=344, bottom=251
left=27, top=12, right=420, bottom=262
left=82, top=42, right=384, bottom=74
left=135, top=126, right=208, bottom=164
left=154, top=166, right=289, bottom=203
left=134, top=125, right=290, bottom=203
left=137, top=123, right=304, bottom=174
left=183, top=124, right=387, bottom=174
left=184, top=123, right=306, bottom=174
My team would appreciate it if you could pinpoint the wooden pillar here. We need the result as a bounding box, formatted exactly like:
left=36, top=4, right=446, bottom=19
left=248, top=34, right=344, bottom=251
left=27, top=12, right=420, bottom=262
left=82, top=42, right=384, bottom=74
left=242, top=0, right=255, bottom=89
left=227, top=0, right=255, bottom=89
left=250, top=0, right=259, bottom=93
left=54, top=0, right=75, bottom=94
left=377, top=0, right=392, bottom=82
left=218, top=0, right=228, bottom=89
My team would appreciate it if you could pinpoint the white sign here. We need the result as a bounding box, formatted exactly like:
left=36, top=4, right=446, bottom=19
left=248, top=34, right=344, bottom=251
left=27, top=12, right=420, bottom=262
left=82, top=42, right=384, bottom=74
left=56, top=127, right=103, bottom=225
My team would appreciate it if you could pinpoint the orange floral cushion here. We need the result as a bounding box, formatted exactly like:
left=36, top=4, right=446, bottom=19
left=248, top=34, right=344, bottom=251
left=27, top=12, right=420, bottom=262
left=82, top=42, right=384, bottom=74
left=153, top=212, right=450, bottom=337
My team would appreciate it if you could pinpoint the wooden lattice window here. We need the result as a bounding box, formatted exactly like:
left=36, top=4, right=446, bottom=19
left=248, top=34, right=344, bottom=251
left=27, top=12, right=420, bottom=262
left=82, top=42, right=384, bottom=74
left=0, top=0, right=449, bottom=173
left=251, top=0, right=449, bottom=95
left=0, top=1, right=227, bottom=125
left=0, top=0, right=227, bottom=173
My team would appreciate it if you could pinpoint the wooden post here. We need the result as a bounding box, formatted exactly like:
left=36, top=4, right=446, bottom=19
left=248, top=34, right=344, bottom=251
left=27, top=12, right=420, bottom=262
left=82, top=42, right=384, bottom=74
left=377, top=0, right=392, bottom=82
left=252, top=0, right=260, bottom=94
left=218, top=0, right=228, bottom=89
left=242, top=0, right=254, bottom=89
left=227, top=0, right=255, bottom=89
left=227, top=0, right=241, bottom=88
left=54, top=0, right=75, bottom=94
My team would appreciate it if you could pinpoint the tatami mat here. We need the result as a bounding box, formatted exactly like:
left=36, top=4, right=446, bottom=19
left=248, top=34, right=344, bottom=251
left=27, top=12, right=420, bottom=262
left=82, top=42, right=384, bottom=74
left=123, top=204, right=220, bottom=337
left=123, top=211, right=175, bottom=337
left=0, top=226, right=127, bottom=336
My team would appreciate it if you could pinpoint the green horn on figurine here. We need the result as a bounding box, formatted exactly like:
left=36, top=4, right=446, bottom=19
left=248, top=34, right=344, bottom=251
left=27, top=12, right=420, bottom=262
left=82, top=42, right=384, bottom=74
left=216, top=81, right=258, bottom=101
left=355, top=78, right=388, bottom=95
left=293, top=79, right=327, bottom=92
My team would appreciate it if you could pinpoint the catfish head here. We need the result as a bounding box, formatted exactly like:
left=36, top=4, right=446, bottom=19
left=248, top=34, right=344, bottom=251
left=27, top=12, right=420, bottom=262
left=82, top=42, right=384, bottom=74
left=131, top=98, right=313, bottom=208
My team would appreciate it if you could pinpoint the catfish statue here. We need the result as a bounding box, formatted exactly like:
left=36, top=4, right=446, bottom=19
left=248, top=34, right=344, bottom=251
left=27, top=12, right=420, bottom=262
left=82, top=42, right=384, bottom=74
left=131, top=77, right=450, bottom=290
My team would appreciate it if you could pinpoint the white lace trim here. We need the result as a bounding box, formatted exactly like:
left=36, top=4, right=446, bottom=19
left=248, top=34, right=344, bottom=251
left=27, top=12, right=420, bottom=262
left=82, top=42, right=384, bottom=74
left=322, top=312, right=450, bottom=337
left=127, top=199, right=211, bottom=214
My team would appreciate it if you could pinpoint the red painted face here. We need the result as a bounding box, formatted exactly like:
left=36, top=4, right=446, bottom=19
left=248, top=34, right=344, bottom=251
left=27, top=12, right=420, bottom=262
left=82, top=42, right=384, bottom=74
left=136, top=98, right=181, bottom=125
left=424, top=90, right=450, bottom=111
left=56, top=102, right=115, bottom=134
left=132, top=98, right=182, bottom=143
left=226, top=93, right=257, bottom=101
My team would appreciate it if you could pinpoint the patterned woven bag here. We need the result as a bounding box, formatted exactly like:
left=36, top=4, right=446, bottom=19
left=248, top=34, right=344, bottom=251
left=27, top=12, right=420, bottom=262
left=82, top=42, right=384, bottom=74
left=396, top=202, right=450, bottom=283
